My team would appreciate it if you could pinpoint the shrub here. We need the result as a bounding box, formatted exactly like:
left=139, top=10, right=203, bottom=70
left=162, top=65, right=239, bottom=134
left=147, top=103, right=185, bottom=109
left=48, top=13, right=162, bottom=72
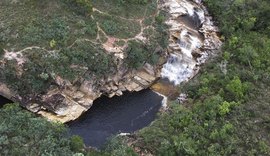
left=125, top=41, right=148, bottom=69
left=0, top=104, right=74, bottom=156
left=65, top=0, right=93, bottom=15
left=70, top=135, right=84, bottom=152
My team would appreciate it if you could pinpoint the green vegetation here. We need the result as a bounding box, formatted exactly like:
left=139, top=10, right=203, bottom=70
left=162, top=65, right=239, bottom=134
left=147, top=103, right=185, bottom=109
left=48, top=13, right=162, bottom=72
left=0, top=104, right=74, bottom=156
left=98, top=136, right=137, bottom=156
left=94, top=12, right=141, bottom=39
left=2, top=0, right=269, bottom=155
left=22, top=17, right=70, bottom=47
left=130, top=0, right=270, bottom=155
left=125, top=41, right=148, bottom=69
left=0, top=103, right=138, bottom=156
left=0, top=0, right=167, bottom=97
left=70, top=135, right=84, bottom=152
left=91, top=0, right=156, bottom=19
left=0, top=41, right=114, bottom=95
left=65, top=0, right=93, bottom=15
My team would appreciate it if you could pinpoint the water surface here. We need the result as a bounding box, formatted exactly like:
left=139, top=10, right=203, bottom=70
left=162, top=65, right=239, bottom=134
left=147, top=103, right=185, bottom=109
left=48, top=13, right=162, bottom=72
left=68, top=89, right=163, bottom=148
left=0, top=95, right=13, bottom=108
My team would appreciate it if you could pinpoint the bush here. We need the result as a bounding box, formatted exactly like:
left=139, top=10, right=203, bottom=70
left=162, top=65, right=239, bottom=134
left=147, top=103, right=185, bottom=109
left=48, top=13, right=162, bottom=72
left=65, top=0, right=93, bottom=15
left=125, top=41, right=148, bottom=69
left=0, top=104, right=74, bottom=156
left=104, top=136, right=137, bottom=156
left=70, top=135, right=84, bottom=152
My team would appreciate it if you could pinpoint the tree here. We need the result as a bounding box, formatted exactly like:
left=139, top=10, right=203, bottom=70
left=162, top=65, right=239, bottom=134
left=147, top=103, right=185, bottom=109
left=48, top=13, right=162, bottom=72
left=0, top=104, right=74, bottom=156
left=66, top=0, right=93, bottom=15
left=225, top=76, right=248, bottom=100
left=125, top=41, right=148, bottom=69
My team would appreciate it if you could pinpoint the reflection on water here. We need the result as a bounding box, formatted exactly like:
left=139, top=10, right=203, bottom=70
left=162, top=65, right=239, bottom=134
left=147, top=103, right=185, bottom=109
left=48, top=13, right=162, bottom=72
left=68, top=89, right=163, bottom=148
left=151, top=78, right=180, bottom=100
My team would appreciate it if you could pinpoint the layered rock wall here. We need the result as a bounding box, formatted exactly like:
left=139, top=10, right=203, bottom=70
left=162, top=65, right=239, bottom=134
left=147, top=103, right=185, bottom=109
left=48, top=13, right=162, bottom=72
left=0, top=0, right=222, bottom=123
left=36, top=63, right=161, bottom=123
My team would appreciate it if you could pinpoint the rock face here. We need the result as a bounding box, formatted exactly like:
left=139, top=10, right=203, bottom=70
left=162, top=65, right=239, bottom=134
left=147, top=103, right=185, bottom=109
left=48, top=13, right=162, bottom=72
left=29, top=63, right=161, bottom=123
left=0, top=62, right=162, bottom=123
left=0, top=58, right=160, bottom=123
left=0, top=0, right=222, bottom=123
left=160, top=0, right=222, bottom=85
left=0, top=1, right=167, bottom=123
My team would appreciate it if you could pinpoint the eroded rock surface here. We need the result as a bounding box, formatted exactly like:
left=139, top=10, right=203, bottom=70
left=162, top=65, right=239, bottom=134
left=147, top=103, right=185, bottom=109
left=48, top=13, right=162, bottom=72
left=16, top=61, right=162, bottom=123
left=0, top=0, right=168, bottom=122
left=160, top=0, right=222, bottom=85
left=0, top=0, right=222, bottom=123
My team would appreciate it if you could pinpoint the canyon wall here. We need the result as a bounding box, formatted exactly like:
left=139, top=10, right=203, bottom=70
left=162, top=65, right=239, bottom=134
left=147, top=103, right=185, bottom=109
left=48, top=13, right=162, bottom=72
left=0, top=0, right=221, bottom=123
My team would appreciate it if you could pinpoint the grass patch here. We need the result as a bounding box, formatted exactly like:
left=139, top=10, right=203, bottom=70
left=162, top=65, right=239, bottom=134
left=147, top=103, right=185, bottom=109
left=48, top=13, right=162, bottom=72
left=92, top=0, right=157, bottom=19
left=94, top=12, right=141, bottom=39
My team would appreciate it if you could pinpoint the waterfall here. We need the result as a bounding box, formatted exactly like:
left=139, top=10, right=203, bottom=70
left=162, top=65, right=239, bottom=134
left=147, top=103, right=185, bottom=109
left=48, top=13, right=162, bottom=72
left=160, top=0, right=214, bottom=85
left=161, top=54, right=194, bottom=85
left=161, top=28, right=203, bottom=85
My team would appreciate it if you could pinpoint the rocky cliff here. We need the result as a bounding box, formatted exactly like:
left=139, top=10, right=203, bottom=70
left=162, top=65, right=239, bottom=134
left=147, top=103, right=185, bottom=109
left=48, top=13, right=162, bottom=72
left=160, top=0, right=222, bottom=85
left=0, top=0, right=221, bottom=122
left=0, top=0, right=168, bottom=122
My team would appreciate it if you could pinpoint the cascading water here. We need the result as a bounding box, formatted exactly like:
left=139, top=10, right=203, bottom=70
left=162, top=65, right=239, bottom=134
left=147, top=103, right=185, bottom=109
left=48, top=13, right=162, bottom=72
left=161, top=28, right=203, bottom=85
left=160, top=0, right=221, bottom=85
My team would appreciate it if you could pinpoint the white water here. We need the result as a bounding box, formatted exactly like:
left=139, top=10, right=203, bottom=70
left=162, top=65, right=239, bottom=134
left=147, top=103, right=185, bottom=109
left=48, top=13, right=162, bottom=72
left=161, top=25, right=203, bottom=85
left=161, top=46, right=199, bottom=85
left=161, top=0, right=219, bottom=85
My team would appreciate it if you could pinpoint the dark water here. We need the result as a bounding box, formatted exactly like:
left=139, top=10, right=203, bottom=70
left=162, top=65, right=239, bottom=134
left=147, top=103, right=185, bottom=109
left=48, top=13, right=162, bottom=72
left=178, top=14, right=201, bottom=30
left=68, top=89, right=163, bottom=148
left=177, top=14, right=204, bottom=42
left=0, top=95, right=13, bottom=108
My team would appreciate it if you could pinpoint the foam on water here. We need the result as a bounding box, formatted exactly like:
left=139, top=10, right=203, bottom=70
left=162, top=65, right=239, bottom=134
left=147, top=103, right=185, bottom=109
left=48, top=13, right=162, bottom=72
left=161, top=0, right=208, bottom=85
left=161, top=29, right=202, bottom=85
left=161, top=54, right=195, bottom=85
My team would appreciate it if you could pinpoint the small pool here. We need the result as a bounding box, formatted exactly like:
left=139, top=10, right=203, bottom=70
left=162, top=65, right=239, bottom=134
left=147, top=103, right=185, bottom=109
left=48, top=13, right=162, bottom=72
left=68, top=89, right=163, bottom=148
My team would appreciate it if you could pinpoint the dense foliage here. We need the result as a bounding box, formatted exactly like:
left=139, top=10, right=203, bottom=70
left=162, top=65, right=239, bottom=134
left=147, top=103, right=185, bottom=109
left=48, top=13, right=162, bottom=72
left=0, top=0, right=167, bottom=97
left=0, top=103, right=136, bottom=156
left=133, top=0, right=270, bottom=155
left=0, top=104, right=74, bottom=156
left=1, top=0, right=269, bottom=155
left=65, top=0, right=93, bottom=15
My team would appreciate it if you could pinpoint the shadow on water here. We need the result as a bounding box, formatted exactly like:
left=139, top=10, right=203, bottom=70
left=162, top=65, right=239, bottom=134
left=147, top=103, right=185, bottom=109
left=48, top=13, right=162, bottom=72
left=178, top=14, right=201, bottom=30
left=0, top=95, right=13, bottom=108
left=68, top=89, right=163, bottom=148
left=177, top=14, right=204, bottom=41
